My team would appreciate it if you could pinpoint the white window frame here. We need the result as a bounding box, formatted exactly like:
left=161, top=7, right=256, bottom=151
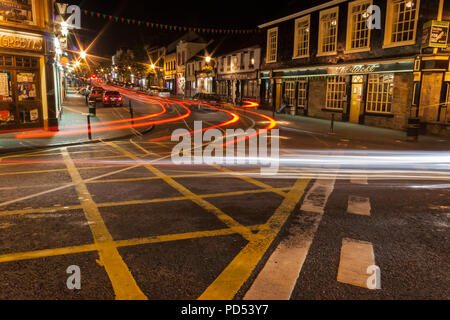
left=366, top=73, right=394, bottom=114
left=325, top=76, right=347, bottom=110
left=285, top=81, right=296, bottom=106
left=346, top=0, right=372, bottom=53
left=293, top=15, right=310, bottom=59
left=383, top=0, right=420, bottom=48
left=297, top=78, right=308, bottom=108
left=266, top=27, right=278, bottom=63
left=317, top=6, right=339, bottom=57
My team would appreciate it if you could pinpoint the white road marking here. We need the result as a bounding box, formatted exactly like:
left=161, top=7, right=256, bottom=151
left=244, top=177, right=336, bottom=300
left=337, top=238, right=375, bottom=288
left=350, top=173, right=368, bottom=185
left=347, top=195, right=371, bottom=216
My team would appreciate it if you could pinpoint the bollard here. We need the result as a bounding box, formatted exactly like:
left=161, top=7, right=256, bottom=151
left=329, top=113, right=335, bottom=134
left=87, top=114, right=92, bottom=140
left=128, top=100, right=134, bottom=125
left=88, top=101, right=96, bottom=116
left=406, top=117, right=420, bottom=142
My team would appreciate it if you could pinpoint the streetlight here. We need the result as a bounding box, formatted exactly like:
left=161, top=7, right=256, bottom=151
left=79, top=50, right=86, bottom=59
left=150, top=64, right=155, bottom=70
left=205, top=56, right=211, bottom=63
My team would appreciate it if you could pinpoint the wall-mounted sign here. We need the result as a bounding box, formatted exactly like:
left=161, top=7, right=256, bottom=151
left=330, top=64, right=379, bottom=74
left=0, top=28, right=42, bottom=52
left=422, top=20, right=449, bottom=49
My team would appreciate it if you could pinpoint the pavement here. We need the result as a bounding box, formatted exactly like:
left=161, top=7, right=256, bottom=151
left=0, top=89, right=154, bottom=155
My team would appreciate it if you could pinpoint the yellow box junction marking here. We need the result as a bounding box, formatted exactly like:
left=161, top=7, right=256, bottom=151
left=198, top=178, right=310, bottom=300
left=61, top=148, right=147, bottom=300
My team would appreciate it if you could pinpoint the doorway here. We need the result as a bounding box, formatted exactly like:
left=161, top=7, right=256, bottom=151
left=349, top=75, right=363, bottom=123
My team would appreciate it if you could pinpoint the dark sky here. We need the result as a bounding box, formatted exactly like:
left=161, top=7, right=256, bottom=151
left=61, top=0, right=321, bottom=59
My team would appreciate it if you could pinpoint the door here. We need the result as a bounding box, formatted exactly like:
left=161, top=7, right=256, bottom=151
left=275, top=82, right=281, bottom=111
left=349, top=75, right=363, bottom=123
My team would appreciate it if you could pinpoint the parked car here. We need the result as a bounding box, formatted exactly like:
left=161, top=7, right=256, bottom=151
left=158, top=88, right=171, bottom=97
left=192, top=93, right=222, bottom=104
left=88, top=87, right=105, bottom=104
left=148, top=86, right=160, bottom=95
left=102, top=91, right=123, bottom=107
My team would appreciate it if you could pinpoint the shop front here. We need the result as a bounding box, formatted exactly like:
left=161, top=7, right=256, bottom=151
left=269, top=59, right=415, bottom=130
left=0, top=28, right=47, bottom=130
left=217, top=71, right=259, bottom=104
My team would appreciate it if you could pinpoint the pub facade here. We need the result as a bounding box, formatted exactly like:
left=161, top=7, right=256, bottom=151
left=0, top=0, right=59, bottom=131
left=259, top=0, right=450, bottom=135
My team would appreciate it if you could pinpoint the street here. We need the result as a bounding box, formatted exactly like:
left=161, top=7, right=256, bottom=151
left=0, top=88, right=448, bottom=300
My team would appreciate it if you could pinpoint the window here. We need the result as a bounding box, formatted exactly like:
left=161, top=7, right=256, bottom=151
left=318, top=7, right=338, bottom=56
left=293, top=15, right=310, bottom=58
left=227, top=56, right=231, bottom=71
left=285, top=81, right=296, bottom=106
left=266, top=27, right=278, bottom=63
left=249, top=51, right=255, bottom=68
left=326, top=76, right=346, bottom=110
left=384, top=0, right=419, bottom=47
left=347, top=0, right=371, bottom=51
left=366, top=74, right=394, bottom=113
left=297, top=79, right=308, bottom=108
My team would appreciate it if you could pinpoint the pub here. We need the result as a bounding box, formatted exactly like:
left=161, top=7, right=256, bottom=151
left=0, top=0, right=59, bottom=131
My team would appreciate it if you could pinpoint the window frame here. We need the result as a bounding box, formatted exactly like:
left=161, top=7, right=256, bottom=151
left=325, top=75, right=347, bottom=110
left=293, top=15, right=310, bottom=59
left=365, top=73, right=394, bottom=114
left=383, top=0, right=420, bottom=48
left=297, top=78, right=308, bottom=108
left=317, top=6, right=339, bottom=57
left=266, top=27, right=278, bottom=63
left=346, top=0, right=372, bottom=53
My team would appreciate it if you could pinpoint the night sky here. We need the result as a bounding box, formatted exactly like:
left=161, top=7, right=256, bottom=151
left=61, top=0, right=322, bottom=59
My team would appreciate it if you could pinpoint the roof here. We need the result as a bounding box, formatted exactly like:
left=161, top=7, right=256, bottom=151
left=208, top=35, right=262, bottom=57
left=258, top=0, right=347, bottom=28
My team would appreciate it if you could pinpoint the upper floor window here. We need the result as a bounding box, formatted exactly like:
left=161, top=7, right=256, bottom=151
left=293, top=15, right=310, bottom=58
left=384, top=0, right=420, bottom=47
left=266, top=27, right=278, bottom=63
left=318, top=7, right=339, bottom=56
left=249, top=51, right=255, bottom=68
left=347, top=0, right=371, bottom=51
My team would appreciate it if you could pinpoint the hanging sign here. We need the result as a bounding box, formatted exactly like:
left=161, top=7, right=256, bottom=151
left=422, top=20, right=449, bottom=49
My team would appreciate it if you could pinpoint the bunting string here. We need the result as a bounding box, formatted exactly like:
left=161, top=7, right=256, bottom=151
left=81, top=9, right=261, bottom=34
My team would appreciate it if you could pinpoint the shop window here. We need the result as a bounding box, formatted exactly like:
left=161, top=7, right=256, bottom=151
left=0, top=71, right=14, bottom=126
left=293, top=15, right=310, bottom=58
left=384, top=0, right=419, bottom=47
left=318, top=7, right=338, bottom=56
left=266, top=27, right=278, bottom=63
left=366, top=74, right=394, bottom=113
left=285, top=81, right=296, bottom=106
left=347, top=0, right=371, bottom=51
left=297, top=79, right=308, bottom=108
left=326, top=76, right=346, bottom=110
left=0, top=55, right=13, bottom=66
left=17, top=72, right=37, bottom=101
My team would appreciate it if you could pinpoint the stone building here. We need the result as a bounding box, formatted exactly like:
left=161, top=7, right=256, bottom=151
left=258, top=0, right=450, bottom=136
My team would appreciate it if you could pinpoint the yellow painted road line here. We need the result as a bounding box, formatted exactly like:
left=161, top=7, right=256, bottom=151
left=107, top=142, right=257, bottom=242
left=212, top=165, right=287, bottom=198
left=347, top=195, right=371, bottom=216
left=61, top=148, right=147, bottom=300
left=337, top=238, right=375, bottom=288
left=0, top=165, right=125, bottom=177
left=88, top=169, right=262, bottom=184
left=0, top=225, right=263, bottom=264
left=198, top=178, right=310, bottom=300
left=0, top=187, right=291, bottom=218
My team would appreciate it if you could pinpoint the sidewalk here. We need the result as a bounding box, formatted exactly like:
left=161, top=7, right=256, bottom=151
left=256, top=109, right=450, bottom=150
left=0, top=91, right=153, bottom=155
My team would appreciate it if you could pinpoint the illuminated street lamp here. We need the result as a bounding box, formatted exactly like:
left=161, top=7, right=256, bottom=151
left=205, top=56, right=211, bottom=63
left=150, top=64, right=156, bottom=70
left=79, top=50, right=87, bottom=59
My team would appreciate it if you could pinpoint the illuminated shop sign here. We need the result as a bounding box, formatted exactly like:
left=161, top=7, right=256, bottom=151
left=0, top=29, right=43, bottom=52
left=275, top=61, right=414, bottom=78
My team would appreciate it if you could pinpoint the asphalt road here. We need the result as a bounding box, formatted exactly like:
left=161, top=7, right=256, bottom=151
left=0, top=88, right=448, bottom=300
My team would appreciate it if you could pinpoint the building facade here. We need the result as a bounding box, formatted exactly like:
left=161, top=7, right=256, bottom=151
left=216, top=45, right=261, bottom=103
left=259, top=0, right=450, bottom=135
left=0, top=0, right=58, bottom=131
left=164, top=51, right=177, bottom=92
